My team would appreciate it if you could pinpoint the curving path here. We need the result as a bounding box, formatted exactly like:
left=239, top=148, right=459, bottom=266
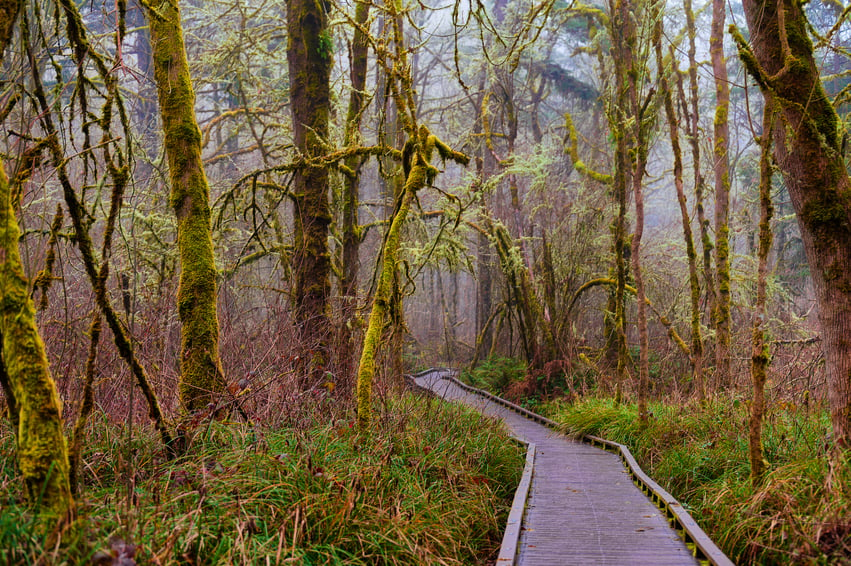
left=414, top=370, right=706, bottom=566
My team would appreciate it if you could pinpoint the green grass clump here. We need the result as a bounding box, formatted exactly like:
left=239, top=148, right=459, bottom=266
left=459, top=357, right=526, bottom=396
left=544, top=396, right=851, bottom=565
left=0, top=393, right=523, bottom=565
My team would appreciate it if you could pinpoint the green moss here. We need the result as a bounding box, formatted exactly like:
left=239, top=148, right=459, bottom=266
left=0, top=161, right=72, bottom=514
left=356, top=130, right=467, bottom=431
left=800, top=195, right=847, bottom=231
left=148, top=0, right=225, bottom=411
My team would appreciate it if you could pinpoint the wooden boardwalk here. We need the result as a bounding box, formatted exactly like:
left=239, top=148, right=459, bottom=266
left=414, top=370, right=703, bottom=566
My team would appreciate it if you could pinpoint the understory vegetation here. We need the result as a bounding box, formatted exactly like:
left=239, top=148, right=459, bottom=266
left=550, top=398, right=851, bottom=565
left=0, top=393, right=522, bottom=565
left=459, top=359, right=851, bottom=565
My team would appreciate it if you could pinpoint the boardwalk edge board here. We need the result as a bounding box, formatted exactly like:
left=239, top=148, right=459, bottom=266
left=411, top=367, right=734, bottom=566
left=495, top=441, right=535, bottom=565
left=406, top=369, right=533, bottom=566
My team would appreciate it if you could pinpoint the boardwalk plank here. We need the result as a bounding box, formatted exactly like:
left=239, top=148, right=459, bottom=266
left=415, top=371, right=700, bottom=566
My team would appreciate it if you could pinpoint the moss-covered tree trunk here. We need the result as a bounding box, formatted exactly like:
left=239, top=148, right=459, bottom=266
left=684, top=0, right=715, bottom=348
left=338, top=0, right=371, bottom=389
left=287, top=0, right=332, bottom=389
left=612, top=110, right=629, bottom=406
left=475, top=99, right=494, bottom=358
left=736, top=0, right=851, bottom=448
left=609, top=0, right=641, bottom=407
left=750, top=102, right=774, bottom=485
left=711, top=0, right=732, bottom=388
left=356, top=128, right=468, bottom=430
left=659, top=16, right=704, bottom=399
left=1, top=156, right=73, bottom=515
left=147, top=0, right=226, bottom=411
left=356, top=130, right=426, bottom=430
left=624, top=0, right=652, bottom=424
left=0, top=0, right=72, bottom=515
left=1, top=168, right=73, bottom=515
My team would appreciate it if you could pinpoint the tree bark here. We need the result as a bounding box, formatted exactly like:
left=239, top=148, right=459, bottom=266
left=736, top=0, right=851, bottom=448
left=0, top=0, right=72, bottom=515
left=147, top=0, right=226, bottom=411
left=338, top=0, right=371, bottom=389
left=661, top=28, right=704, bottom=399
left=711, top=0, right=732, bottom=388
left=286, top=0, right=332, bottom=388
left=750, top=102, right=774, bottom=485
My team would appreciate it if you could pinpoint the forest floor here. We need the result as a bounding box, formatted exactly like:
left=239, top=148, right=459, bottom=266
left=460, top=357, right=851, bottom=565
left=0, top=392, right=522, bottom=565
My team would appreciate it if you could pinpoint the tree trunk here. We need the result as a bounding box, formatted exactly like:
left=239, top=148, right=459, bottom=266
left=475, top=107, right=494, bottom=355
left=711, top=0, right=732, bottom=388
left=736, top=0, right=851, bottom=448
left=750, top=102, right=774, bottom=485
left=609, top=0, right=637, bottom=406
left=684, top=0, right=715, bottom=340
left=662, top=27, right=704, bottom=399
left=338, top=0, right=371, bottom=390
left=0, top=0, right=72, bottom=514
left=286, top=0, right=332, bottom=389
left=621, top=7, right=661, bottom=422
left=356, top=128, right=468, bottom=430
left=147, top=0, right=226, bottom=411
left=1, top=154, right=73, bottom=515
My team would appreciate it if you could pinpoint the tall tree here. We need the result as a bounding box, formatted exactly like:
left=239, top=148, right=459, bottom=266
left=287, top=0, right=333, bottom=388
left=683, top=0, right=715, bottom=357
left=338, top=0, right=372, bottom=388
left=711, top=0, right=732, bottom=387
left=750, top=102, right=775, bottom=484
left=146, top=0, right=226, bottom=411
left=0, top=0, right=73, bottom=514
left=356, top=0, right=468, bottom=429
left=617, top=0, right=656, bottom=422
left=660, top=16, right=704, bottom=398
left=735, top=0, right=851, bottom=448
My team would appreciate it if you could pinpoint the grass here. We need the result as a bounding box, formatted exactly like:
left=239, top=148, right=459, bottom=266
left=459, top=357, right=526, bottom=397
left=543, top=396, right=851, bottom=565
left=0, top=392, right=523, bottom=565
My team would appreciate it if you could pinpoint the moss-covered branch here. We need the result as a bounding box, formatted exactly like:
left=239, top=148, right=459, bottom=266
left=563, top=112, right=613, bottom=184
